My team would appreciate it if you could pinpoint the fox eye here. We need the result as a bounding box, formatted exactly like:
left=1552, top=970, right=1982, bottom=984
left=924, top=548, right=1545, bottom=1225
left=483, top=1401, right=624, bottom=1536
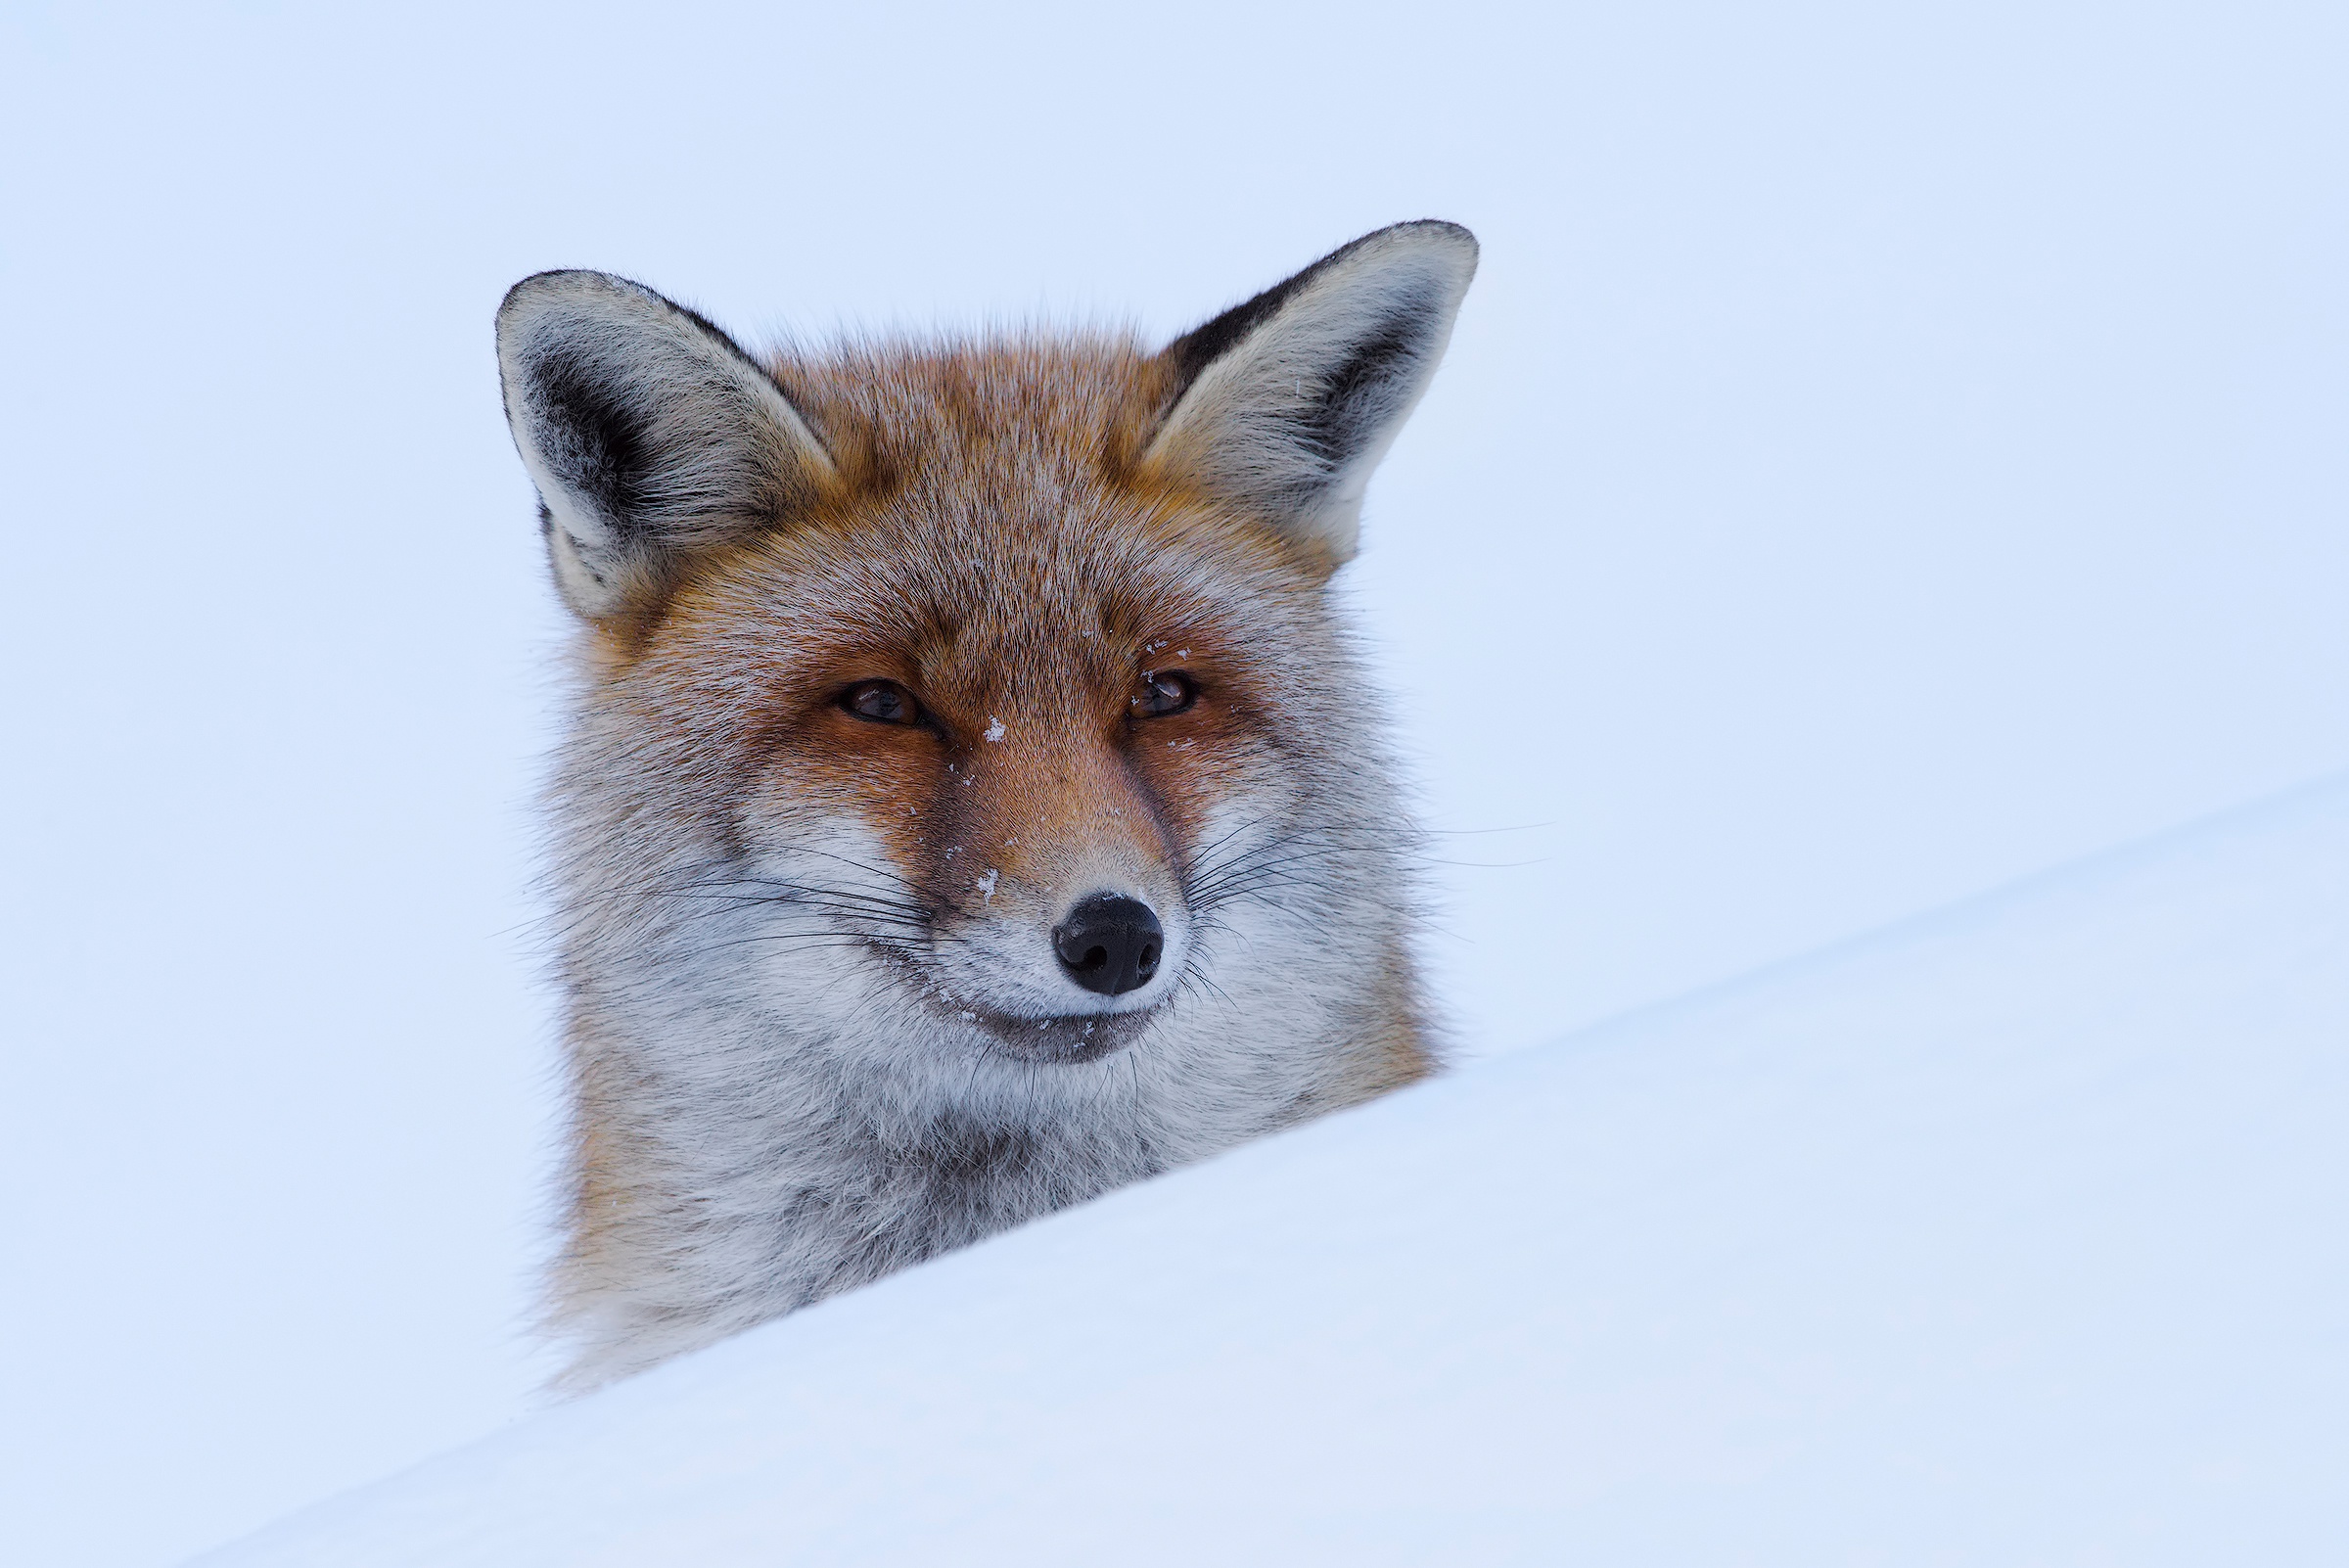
left=842, top=680, right=921, bottom=725
left=1131, top=670, right=1197, bottom=719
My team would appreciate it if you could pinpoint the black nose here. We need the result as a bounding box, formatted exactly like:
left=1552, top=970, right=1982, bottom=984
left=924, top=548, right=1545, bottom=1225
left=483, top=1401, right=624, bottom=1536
left=1052, top=894, right=1164, bottom=996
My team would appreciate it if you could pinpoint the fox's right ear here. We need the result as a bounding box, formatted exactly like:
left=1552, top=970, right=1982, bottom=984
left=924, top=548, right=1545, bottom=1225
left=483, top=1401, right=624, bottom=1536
left=1143, top=220, right=1477, bottom=575
left=495, top=271, right=835, bottom=622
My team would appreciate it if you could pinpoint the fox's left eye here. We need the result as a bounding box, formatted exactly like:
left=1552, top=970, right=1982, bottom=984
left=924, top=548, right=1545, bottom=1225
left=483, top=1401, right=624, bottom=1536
left=842, top=679, right=922, bottom=725
left=1131, top=671, right=1198, bottom=718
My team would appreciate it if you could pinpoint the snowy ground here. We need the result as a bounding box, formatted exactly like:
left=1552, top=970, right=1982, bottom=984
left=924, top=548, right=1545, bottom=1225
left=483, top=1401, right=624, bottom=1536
left=8, top=9, right=2344, bottom=1564
left=201, top=778, right=2349, bottom=1565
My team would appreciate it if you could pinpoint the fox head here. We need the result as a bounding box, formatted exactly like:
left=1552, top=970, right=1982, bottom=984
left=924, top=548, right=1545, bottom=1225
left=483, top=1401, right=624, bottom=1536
left=497, top=223, right=1474, bottom=1070
left=499, top=223, right=1475, bottom=1383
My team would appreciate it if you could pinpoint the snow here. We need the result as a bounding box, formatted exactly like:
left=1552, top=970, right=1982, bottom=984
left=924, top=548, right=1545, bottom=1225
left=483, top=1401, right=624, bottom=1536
left=7, top=10, right=2344, bottom=1563
left=200, top=777, right=2349, bottom=1566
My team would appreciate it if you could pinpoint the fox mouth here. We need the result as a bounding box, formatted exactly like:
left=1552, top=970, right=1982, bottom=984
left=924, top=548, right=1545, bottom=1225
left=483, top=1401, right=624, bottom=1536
left=948, top=998, right=1158, bottom=1064
left=846, top=932, right=1168, bottom=1063
left=898, top=895, right=1185, bottom=1064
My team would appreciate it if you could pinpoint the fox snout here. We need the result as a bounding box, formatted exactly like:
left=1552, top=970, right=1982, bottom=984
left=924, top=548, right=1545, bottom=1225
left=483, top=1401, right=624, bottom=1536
left=914, top=872, right=1184, bottom=1063
left=930, top=846, right=1190, bottom=1037
left=1052, top=894, right=1163, bottom=996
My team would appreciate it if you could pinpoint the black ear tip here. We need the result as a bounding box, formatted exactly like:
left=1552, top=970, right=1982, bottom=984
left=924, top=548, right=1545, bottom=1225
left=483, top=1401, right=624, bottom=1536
left=496, top=270, right=667, bottom=337
left=1395, top=217, right=1477, bottom=246
left=1320, top=221, right=1477, bottom=295
left=1382, top=220, right=1481, bottom=274
left=1357, top=218, right=1478, bottom=254
left=501, top=268, right=591, bottom=316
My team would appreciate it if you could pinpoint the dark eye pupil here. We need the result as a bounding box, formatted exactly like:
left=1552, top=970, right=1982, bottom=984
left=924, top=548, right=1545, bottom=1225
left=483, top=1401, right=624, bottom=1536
left=1135, top=671, right=1195, bottom=716
left=847, top=682, right=909, bottom=722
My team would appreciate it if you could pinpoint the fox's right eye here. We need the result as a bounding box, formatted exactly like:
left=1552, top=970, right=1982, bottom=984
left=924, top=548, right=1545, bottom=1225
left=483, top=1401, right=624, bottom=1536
left=841, top=680, right=921, bottom=725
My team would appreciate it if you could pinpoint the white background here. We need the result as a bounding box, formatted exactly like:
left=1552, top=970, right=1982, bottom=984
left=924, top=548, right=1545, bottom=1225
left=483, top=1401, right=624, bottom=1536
left=3, top=3, right=2342, bottom=1564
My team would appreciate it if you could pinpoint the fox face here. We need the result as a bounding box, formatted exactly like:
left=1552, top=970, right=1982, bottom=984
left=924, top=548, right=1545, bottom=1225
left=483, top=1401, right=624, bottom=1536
left=588, top=399, right=1364, bottom=1067
left=643, top=447, right=1244, bottom=1041
left=498, top=223, right=1476, bottom=1386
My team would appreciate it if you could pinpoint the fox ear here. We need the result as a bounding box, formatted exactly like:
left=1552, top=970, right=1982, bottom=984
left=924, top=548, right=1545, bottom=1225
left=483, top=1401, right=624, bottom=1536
left=495, top=270, right=835, bottom=621
left=1144, top=220, right=1477, bottom=571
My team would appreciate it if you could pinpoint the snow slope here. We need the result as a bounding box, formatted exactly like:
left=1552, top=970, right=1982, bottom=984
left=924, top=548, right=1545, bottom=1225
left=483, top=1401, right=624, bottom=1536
left=201, top=778, right=2349, bottom=1566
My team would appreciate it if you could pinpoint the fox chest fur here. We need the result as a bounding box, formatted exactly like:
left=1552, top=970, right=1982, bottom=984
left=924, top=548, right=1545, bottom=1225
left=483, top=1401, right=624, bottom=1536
left=497, top=223, right=1477, bottom=1388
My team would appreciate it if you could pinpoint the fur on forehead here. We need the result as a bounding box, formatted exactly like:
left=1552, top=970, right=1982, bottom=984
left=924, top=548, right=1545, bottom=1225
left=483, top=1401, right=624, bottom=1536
left=627, top=333, right=1330, bottom=664
left=775, top=332, right=1177, bottom=492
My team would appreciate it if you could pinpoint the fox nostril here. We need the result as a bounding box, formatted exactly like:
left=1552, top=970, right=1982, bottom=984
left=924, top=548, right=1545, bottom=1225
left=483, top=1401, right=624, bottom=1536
left=1052, top=895, right=1164, bottom=997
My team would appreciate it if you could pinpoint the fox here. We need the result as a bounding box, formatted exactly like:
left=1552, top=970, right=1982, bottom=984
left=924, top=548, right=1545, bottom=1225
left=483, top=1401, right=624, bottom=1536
left=494, top=220, right=1478, bottom=1390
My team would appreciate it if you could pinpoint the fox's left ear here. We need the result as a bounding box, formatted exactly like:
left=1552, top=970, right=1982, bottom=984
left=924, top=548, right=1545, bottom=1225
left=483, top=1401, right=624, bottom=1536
left=1143, top=220, right=1477, bottom=572
left=496, top=270, right=837, bottom=622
